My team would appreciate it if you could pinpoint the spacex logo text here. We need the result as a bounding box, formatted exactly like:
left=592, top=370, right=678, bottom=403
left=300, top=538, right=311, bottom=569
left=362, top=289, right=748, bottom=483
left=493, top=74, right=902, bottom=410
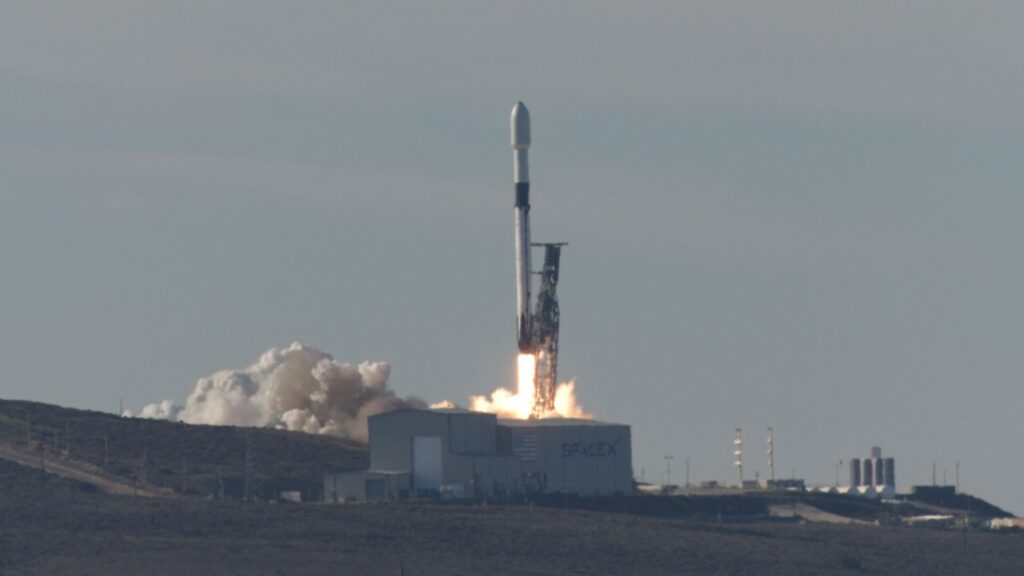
left=561, top=438, right=624, bottom=458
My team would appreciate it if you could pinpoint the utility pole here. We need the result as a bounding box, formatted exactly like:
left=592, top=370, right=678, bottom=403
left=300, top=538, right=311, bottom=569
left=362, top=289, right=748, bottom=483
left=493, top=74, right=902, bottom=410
left=140, top=440, right=147, bottom=487
left=734, top=429, right=744, bottom=486
left=244, top=433, right=252, bottom=502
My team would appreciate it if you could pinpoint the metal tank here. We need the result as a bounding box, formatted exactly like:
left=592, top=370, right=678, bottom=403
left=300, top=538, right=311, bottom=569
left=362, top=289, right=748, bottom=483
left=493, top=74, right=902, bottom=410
left=850, top=458, right=862, bottom=487
left=884, top=457, right=895, bottom=488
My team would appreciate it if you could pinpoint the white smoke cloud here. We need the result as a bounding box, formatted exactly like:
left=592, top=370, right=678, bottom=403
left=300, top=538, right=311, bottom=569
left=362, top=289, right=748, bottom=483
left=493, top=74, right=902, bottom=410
left=137, top=399, right=180, bottom=420
left=131, top=342, right=425, bottom=441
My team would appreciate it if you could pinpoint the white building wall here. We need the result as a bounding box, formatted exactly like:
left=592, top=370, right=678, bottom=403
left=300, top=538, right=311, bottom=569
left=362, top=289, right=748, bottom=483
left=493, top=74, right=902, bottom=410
left=504, top=421, right=633, bottom=496
left=361, top=409, right=634, bottom=498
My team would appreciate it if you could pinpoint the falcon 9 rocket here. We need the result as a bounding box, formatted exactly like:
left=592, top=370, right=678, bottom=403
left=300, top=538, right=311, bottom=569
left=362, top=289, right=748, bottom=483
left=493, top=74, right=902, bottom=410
left=511, top=101, right=533, bottom=353
left=510, top=102, right=567, bottom=418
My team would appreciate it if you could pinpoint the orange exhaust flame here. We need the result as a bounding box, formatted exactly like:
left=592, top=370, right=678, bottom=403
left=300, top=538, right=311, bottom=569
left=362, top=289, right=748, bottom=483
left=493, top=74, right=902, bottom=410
left=469, top=353, right=592, bottom=419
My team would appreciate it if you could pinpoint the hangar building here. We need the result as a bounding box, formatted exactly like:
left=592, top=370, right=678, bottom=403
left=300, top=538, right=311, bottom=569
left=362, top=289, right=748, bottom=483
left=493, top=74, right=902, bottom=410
left=325, top=408, right=632, bottom=502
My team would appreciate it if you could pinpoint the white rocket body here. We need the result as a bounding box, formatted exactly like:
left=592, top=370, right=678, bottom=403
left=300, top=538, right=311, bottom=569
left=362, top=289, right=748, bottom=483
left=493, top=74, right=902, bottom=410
left=511, top=102, right=532, bottom=352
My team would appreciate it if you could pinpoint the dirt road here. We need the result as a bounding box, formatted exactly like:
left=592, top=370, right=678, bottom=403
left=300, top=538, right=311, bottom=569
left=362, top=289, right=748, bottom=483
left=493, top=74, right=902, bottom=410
left=0, top=443, right=170, bottom=498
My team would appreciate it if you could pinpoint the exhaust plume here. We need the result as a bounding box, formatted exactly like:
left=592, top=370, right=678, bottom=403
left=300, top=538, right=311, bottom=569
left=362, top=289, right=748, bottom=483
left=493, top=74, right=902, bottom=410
left=128, top=342, right=425, bottom=441
left=470, top=380, right=591, bottom=420
left=469, top=354, right=591, bottom=419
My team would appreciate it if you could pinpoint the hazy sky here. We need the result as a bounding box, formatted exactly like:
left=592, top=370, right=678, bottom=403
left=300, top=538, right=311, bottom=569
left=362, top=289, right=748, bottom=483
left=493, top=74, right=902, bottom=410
left=3, top=2, right=1024, bottom=512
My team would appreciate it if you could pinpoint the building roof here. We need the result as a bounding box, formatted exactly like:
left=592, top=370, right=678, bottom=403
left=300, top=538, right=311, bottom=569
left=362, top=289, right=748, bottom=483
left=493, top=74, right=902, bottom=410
left=369, top=407, right=625, bottom=427
left=428, top=407, right=481, bottom=414
left=498, top=417, right=626, bottom=427
left=370, top=407, right=487, bottom=418
left=368, top=407, right=499, bottom=425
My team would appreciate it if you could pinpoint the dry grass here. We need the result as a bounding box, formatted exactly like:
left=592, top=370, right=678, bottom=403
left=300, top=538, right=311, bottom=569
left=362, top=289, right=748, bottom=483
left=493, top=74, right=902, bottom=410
left=3, top=458, right=1024, bottom=575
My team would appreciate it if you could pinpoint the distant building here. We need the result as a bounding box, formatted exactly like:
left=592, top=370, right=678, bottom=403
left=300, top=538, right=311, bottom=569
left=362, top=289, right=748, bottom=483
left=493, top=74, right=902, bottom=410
left=325, top=408, right=632, bottom=502
left=989, top=518, right=1024, bottom=530
left=849, top=447, right=895, bottom=489
left=909, top=485, right=955, bottom=498
left=816, top=446, right=898, bottom=498
left=279, top=491, right=302, bottom=503
left=903, top=514, right=955, bottom=528
left=765, top=478, right=806, bottom=491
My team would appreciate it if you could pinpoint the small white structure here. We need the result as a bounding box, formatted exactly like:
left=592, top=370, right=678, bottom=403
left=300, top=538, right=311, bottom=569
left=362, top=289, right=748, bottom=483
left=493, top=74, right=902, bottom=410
left=989, top=518, right=1024, bottom=530
left=809, top=484, right=895, bottom=499
left=324, top=471, right=411, bottom=503
left=903, top=514, right=954, bottom=527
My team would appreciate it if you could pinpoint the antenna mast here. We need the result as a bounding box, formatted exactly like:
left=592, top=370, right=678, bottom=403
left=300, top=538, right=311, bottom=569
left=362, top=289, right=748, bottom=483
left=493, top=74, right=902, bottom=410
left=734, top=428, right=744, bottom=486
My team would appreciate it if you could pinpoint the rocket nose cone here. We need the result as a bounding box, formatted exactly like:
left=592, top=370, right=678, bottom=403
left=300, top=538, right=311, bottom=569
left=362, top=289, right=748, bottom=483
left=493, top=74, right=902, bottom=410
left=511, top=102, right=531, bottom=149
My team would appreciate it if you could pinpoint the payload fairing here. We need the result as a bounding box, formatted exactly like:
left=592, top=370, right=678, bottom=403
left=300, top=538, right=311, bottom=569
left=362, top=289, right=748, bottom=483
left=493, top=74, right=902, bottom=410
left=510, top=102, right=566, bottom=418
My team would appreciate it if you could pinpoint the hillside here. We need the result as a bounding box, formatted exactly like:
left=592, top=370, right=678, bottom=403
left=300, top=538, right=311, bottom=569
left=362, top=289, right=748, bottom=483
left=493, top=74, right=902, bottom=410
left=2, top=399, right=1023, bottom=575
left=0, top=399, right=366, bottom=501
left=3, top=456, right=1024, bottom=575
